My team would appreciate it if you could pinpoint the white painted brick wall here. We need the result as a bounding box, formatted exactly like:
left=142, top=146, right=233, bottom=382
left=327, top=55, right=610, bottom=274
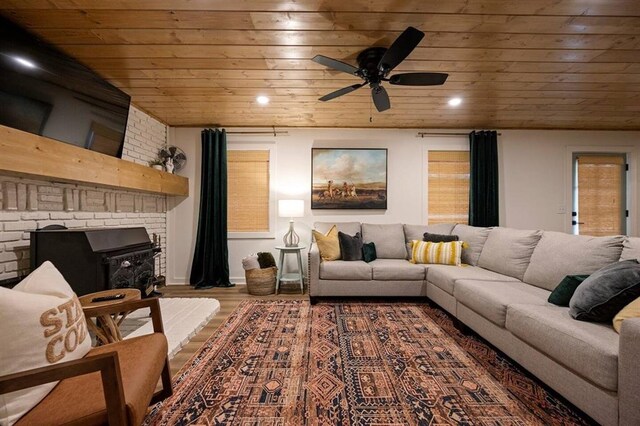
left=0, top=105, right=169, bottom=282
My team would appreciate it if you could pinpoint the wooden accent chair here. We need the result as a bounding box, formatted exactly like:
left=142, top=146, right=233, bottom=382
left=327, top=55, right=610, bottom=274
left=0, top=298, right=173, bottom=426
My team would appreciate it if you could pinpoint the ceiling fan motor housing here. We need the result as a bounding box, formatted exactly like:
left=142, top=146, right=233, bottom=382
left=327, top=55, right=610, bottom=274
left=356, top=47, right=388, bottom=81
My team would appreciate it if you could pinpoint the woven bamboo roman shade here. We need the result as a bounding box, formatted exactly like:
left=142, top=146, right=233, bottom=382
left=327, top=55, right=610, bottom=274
left=228, top=150, right=270, bottom=232
left=428, top=151, right=470, bottom=224
left=576, top=154, right=625, bottom=236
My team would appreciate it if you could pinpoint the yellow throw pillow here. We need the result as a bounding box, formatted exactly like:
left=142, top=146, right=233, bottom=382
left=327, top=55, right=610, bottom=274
left=312, top=225, right=341, bottom=261
left=410, top=240, right=463, bottom=266
left=613, top=297, right=640, bottom=333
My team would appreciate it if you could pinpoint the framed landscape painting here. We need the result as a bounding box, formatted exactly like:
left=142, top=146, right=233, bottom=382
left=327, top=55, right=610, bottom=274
left=311, top=148, right=388, bottom=209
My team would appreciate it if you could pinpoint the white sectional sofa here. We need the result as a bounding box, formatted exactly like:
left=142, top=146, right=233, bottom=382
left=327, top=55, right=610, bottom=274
left=307, top=221, right=640, bottom=426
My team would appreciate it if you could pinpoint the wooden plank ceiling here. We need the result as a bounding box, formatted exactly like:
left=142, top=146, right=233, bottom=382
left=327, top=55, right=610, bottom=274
left=2, top=1, right=640, bottom=130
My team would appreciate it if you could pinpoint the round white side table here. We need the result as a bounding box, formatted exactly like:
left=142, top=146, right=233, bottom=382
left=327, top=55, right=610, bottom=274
left=274, top=245, right=306, bottom=294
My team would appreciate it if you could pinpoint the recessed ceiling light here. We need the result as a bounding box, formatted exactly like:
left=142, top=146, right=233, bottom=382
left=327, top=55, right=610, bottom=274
left=13, top=56, right=37, bottom=69
left=256, top=95, right=270, bottom=105
left=448, top=97, right=462, bottom=107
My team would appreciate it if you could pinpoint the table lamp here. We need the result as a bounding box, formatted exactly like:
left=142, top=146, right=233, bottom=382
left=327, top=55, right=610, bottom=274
left=279, top=199, right=304, bottom=247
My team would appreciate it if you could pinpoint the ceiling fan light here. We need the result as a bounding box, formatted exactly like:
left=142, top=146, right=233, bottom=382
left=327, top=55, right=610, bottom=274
left=448, top=97, right=462, bottom=107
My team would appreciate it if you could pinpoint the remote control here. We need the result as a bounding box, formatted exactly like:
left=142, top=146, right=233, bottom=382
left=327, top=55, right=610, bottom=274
left=91, top=293, right=126, bottom=303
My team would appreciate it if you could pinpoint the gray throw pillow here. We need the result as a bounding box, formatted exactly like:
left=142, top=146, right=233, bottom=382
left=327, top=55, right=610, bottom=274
left=338, top=231, right=363, bottom=261
left=569, top=259, right=640, bottom=322
left=423, top=232, right=459, bottom=242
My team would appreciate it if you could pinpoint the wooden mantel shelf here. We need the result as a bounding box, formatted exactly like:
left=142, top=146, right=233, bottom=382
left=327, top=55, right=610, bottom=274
left=0, top=125, right=188, bottom=196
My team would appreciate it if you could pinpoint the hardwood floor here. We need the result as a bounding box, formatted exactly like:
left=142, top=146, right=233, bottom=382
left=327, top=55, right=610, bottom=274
left=158, top=284, right=308, bottom=377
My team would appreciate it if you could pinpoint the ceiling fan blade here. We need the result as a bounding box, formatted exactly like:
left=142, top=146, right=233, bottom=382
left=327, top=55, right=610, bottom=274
left=319, top=82, right=366, bottom=101
left=371, top=85, right=390, bottom=112
left=312, top=55, right=359, bottom=75
left=389, top=72, right=449, bottom=86
left=378, top=26, right=424, bottom=74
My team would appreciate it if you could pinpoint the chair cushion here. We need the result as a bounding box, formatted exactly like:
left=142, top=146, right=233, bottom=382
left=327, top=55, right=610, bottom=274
left=16, top=333, right=168, bottom=426
left=477, top=227, right=542, bottom=280
left=362, top=223, right=406, bottom=259
left=523, top=231, right=624, bottom=291
left=454, top=280, right=549, bottom=327
left=427, top=265, right=518, bottom=295
left=506, top=304, right=619, bottom=391
left=320, top=260, right=372, bottom=280
left=0, top=261, right=92, bottom=426
left=452, top=224, right=492, bottom=266
left=368, top=259, right=426, bottom=281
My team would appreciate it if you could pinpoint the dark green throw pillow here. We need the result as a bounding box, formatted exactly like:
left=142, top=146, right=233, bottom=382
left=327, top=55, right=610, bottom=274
left=362, top=242, right=377, bottom=263
left=257, top=252, right=276, bottom=269
left=569, top=259, right=640, bottom=322
left=548, top=275, right=589, bottom=306
left=338, top=231, right=363, bottom=261
left=423, top=232, right=459, bottom=242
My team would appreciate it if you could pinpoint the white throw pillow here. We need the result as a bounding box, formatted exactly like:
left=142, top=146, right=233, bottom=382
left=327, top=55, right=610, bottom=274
left=0, top=261, right=92, bottom=425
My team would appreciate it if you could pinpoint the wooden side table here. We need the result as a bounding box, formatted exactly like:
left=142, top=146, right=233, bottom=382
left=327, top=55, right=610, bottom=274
left=274, top=245, right=306, bottom=294
left=79, top=289, right=141, bottom=345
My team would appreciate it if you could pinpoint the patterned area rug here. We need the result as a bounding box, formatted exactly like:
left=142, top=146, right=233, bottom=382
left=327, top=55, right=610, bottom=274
left=144, top=300, right=593, bottom=425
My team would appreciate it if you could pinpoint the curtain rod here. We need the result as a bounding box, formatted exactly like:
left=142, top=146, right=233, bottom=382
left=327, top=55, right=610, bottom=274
left=226, top=126, right=288, bottom=136
left=417, top=131, right=502, bottom=137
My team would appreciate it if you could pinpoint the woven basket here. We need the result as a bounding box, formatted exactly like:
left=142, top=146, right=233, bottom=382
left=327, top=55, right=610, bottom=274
left=245, top=266, right=277, bottom=295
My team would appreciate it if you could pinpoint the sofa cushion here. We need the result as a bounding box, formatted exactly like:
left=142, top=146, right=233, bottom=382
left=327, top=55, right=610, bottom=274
left=506, top=304, right=619, bottom=391
left=362, top=242, right=377, bottom=263
left=362, top=223, right=407, bottom=259
left=547, top=275, right=590, bottom=307
left=410, top=240, right=463, bottom=266
left=454, top=280, right=549, bottom=327
left=620, top=237, right=640, bottom=261
left=338, top=231, right=363, bottom=261
left=523, top=231, right=624, bottom=291
left=320, top=260, right=372, bottom=280
left=427, top=265, right=518, bottom=296
left=369, top=259, right=426, bottom=281
left=613, top=297, right=640, bottom=333
left=312, top=225, right=341, bottom=261
left=452, top=224, right=491, bottom=266
left=477, top=227, right=542, bottom=280
left=404, top=223, right=456, bottom=259
left=314, top=222, right=361, bottom=237
left=570, top=259, right=640, bottom=322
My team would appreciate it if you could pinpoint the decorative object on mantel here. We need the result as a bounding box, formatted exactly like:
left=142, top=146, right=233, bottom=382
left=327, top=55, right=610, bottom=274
left=159, top=146, right=187, bottom=174
left=148, top=158, right=164, bottom=171
left=311, top=148, right=388, bottom=210
left=279, top=199, right=304, bottom=247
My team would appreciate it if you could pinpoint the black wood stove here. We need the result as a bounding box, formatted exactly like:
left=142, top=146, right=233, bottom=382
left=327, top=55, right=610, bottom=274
left=30, top=227, right=158, bottom=296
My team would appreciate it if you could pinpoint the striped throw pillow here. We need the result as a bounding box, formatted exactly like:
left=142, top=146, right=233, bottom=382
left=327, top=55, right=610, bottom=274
left=410, top=240, right=464, bottom=266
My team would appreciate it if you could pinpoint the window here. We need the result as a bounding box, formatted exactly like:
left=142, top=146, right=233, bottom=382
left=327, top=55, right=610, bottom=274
left=428, top=150, right=469, bottom=224
left=227, top=149, right=272, bottom=235
left=573, top=153, right=627, bottom=236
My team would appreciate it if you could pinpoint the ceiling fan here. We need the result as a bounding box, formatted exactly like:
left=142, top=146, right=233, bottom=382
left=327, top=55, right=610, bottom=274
left=312, top=26, right=448, bottom=112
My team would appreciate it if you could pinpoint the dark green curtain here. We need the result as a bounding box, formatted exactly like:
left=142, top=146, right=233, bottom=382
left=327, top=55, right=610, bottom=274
left=190, top=128, right=233, bottom=288
left=469, top=130, right=499, bottom=227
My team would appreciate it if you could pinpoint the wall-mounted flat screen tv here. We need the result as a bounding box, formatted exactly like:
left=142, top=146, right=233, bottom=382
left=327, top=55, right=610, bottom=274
left=0, top=16, right=131, bottom=158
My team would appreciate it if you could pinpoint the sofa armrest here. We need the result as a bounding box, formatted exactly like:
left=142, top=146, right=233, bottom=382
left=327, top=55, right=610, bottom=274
left=619, top=317, right=640, bottom=425
left=308, top=243, right=320, bottom=297
left=0, top=352, right=127, bottom=426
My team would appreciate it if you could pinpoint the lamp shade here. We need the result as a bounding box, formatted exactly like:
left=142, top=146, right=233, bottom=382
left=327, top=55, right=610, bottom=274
left=278, top=199, right=304, bottom=218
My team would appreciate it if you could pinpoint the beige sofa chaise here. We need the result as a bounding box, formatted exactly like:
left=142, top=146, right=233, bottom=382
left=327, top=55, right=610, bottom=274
left=307, top=221, right=640, bottom=426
